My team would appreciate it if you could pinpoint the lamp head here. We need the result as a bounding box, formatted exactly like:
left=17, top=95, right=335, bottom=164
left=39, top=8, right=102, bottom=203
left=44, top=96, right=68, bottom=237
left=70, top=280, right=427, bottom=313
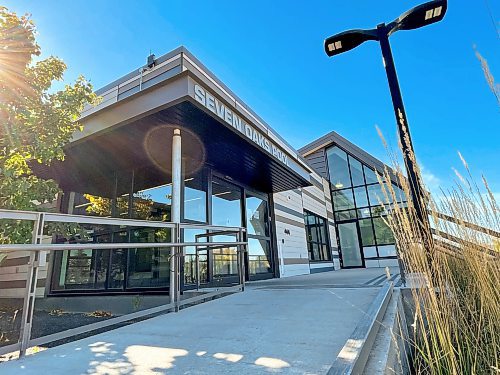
left=324, top=29, right=378, bottom=57
left=393, top=0, right=447, bottom=32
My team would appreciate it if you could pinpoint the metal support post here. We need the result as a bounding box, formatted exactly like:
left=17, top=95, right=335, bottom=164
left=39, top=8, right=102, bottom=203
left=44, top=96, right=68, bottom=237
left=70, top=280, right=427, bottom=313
left=19, top=213, right=45, bottom=357
left=377, top=24, right=434, bottom=278
left=174, top=223, right=181, bottom=312
left=170, top=128, right=182, bottom=307
left=195, top=248, right=200, bottom=291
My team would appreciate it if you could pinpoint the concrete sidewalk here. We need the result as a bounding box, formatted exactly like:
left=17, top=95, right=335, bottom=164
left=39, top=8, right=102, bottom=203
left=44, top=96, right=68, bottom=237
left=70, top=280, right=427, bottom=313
left=1, top=269, right=396, bottom=374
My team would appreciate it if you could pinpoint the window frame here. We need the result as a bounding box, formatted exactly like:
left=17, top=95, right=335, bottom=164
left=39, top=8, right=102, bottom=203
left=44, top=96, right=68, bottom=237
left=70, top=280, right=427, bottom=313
left=303, top=210, right=332, bottom=262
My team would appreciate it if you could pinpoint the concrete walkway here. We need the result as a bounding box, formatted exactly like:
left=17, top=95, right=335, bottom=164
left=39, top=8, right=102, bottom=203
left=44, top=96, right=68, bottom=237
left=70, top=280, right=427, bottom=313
left=1, top=268, right=397, bottom=374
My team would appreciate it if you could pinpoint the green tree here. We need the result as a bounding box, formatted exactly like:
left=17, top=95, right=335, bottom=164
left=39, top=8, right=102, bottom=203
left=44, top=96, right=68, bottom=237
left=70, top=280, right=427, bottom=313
left=0, top=7, right=98, bottom=243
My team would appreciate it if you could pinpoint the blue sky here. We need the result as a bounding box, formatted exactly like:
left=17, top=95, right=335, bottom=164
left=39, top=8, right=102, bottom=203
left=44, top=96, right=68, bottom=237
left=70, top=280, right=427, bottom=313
left=6, top=0, right=500, bottom=196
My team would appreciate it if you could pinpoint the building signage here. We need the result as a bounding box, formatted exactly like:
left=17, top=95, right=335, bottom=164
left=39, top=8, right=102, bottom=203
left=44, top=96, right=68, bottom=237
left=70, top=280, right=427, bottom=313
left=193, top=84, right=289, bottom=166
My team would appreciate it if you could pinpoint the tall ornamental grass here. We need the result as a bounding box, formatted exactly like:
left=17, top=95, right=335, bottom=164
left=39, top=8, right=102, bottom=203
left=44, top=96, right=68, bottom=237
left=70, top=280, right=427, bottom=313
left=379, top=135, right=499, bottom=374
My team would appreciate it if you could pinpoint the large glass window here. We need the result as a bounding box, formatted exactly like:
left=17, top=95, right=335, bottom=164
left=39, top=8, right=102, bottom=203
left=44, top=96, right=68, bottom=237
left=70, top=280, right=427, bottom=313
left=367, top=183, right=391, bottom=206
left=363, top=166, right=379, bottom=184
left=127, top=228, right=170, bottom=288
left=335, top=209, right=357, bottom=221
left=326, top=147, right=351, bottom=190
left=212, top=177, right=242, bottom=227
left=133, top=182, right=171, bottom=221
left=359, top=218, right=376, bottom=247
left=304, top=211, right=331, bottom=262
left=332, top=189, right=355, bottom=211
left=349, top=157, right=365, bottom=187
left=184, top=171, right=207, bottom=223
left=74, top=194, right=112, bottom=217
left=115, top=172, right=132, bottom=218
left=53, top=168, right=276, bottom=292
left=353, top=186, right=369, bottom=207
left=372, top=217, right=395, bottom=245
left=326, top=144, right=407, bottom=264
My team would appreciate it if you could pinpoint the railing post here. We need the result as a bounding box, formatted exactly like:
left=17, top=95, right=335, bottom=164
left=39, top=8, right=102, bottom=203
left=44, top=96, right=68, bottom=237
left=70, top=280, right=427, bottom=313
left=195, top=248, right=200, bottom=291
left=19, top=212, right=45, bottom=357
left=174, top=223, right=181, bottom=312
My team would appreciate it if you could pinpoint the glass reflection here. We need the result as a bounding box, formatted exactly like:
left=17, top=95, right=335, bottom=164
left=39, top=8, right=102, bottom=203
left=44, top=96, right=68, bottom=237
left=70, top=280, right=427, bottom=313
left=372, top=217, right=395, bottom=245
left=303, top=211, right=331, bottom=262
left=327, top=146, right=351, bottom=190
left=248, top=238, right=271, bottom=275
left=212, top=234, right=238, bottom=276
left=363, top=166, right=379, bottom=184
left=75, top=193, right=112, bottom=217
left=183, top=229, right=208, bottom=285
left=338, top=222, right=363, bottom=267
left=246, top=194, right=268, bottom=236
left=133, top=183, right=171, bottom=221
left=332, top=189, right=355, bottom=211
left=353, top=186, right=369, bottom=207
left=109, top=231, right=128, bottom=289
left=184, top=173, right=207, bottom=223
left=349, top=157, right=365, bottom=187
left=127, top=228, right=170, bottom=288
left=212, top=177, right=242, bottom=227
left=367, top=184, right=391, bottom=206
left=359, top=218, right=375, bottom=247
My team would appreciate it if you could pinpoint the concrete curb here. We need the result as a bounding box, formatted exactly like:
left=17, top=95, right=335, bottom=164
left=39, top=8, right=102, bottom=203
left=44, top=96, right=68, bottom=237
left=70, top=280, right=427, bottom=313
left=328, top=281, right=394, bottom=375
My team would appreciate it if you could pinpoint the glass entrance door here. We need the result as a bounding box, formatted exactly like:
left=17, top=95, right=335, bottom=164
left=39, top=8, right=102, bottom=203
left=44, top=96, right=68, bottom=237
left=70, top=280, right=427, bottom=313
left=338, top=221, right=364, bottom=268
left=245, top=192, right=273, bottom=280
left=211, top=177, right=242, bottom=282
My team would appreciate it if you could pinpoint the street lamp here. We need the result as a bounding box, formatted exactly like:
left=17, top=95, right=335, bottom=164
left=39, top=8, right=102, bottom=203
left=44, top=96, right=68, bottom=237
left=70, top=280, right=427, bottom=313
left=324, top=0, right=447, bottom=246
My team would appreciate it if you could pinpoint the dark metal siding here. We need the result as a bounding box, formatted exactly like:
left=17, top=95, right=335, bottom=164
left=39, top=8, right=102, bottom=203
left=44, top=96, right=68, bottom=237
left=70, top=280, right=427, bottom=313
left=303, top=148, right=328, bottom=180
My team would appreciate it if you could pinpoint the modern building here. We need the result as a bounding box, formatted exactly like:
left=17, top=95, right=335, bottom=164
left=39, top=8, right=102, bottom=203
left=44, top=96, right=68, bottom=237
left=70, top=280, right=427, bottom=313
left=0, top=47, right=404, bottom=299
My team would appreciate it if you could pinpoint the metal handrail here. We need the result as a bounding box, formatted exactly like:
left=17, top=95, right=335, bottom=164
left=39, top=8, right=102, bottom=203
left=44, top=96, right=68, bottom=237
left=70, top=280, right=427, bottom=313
left=0, top=242, right=247, bottom=253
left=0, top=208, right=248, bottom=359
left=0, top=208, right=247, bottom=233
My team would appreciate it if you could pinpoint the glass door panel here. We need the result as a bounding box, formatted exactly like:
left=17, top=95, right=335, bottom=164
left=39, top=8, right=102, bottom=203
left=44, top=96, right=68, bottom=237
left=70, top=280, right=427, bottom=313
left=246, top=195, right=269, bottom=236
left=248, top=238, right=272, bottom=275
left=245, top=192, right=273, bottom=279
left=338, top=221, right=363, bottom=268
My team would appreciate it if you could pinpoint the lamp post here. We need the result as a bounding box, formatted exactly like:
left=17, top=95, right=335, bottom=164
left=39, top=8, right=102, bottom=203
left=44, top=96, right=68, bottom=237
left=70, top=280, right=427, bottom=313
left=324, top=0, right=447, bottom=247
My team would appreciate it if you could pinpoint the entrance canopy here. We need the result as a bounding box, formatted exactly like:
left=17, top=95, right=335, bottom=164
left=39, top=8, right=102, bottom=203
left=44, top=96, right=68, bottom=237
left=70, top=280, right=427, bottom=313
left=33, top=47, right=312, bottom=196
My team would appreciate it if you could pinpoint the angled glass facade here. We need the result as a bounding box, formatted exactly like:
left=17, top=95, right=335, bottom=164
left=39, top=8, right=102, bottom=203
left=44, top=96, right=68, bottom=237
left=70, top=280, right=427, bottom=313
left=326, top=146, right=406, bottom=267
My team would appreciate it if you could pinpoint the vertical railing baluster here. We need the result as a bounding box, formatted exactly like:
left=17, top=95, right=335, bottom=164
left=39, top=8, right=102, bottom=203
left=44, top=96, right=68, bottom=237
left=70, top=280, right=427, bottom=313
left=19, top=212, right=45, bottom=357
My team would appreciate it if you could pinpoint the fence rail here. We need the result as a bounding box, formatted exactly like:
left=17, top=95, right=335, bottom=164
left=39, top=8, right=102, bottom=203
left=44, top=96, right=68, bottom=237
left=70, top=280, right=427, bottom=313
left=430, top=210, right=500, bottom=239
